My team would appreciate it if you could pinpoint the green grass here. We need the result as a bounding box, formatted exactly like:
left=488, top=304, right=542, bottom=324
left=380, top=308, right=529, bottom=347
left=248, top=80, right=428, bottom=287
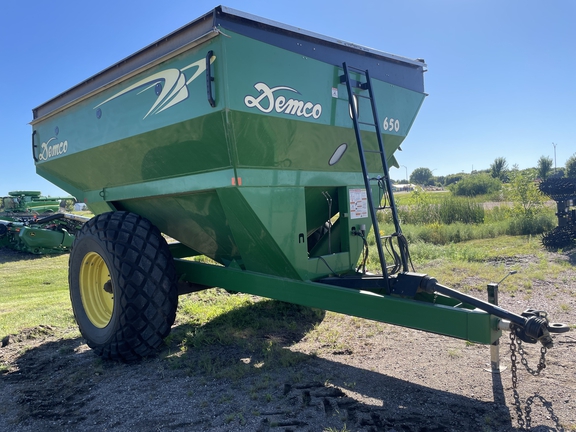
left=410, top=235, right=543, bottom=263
left=1, top=226, right=572, bottom=376
left=174, top=290, right=324, bottom=347
left=1, top=235, right=569, bottom=338
left=364, top=234, right=571, bottom=295
left=162, top=290, right=323, bottom=378
left=433, top=241, right=565, bottom=294
left=387, top=189, right=556, bottom=241
left=0, top=253, right=77, bottom=337
left=393, top=190, right=451, bottom=205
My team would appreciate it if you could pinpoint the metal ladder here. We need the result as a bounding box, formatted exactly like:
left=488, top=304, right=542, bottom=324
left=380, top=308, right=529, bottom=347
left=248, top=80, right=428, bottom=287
left=340, top=63, right=409, bottom=290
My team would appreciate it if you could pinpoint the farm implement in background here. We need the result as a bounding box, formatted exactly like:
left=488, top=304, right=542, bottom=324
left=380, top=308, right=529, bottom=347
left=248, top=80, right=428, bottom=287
left=0, top=191, right=86, bottom=255
left=0, top=190, right=72, bottom=221
left=0, top=213, right=89, bottom=255
left=31, top=5, right=568, bottom=385
left=539, top=177, right=576, bottom=250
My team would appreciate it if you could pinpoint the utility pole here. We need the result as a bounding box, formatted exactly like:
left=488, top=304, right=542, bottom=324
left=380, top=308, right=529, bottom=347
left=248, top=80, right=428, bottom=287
left=401, top=165, right=408, bottom=182
left=553, top=142, right=557, bottom=173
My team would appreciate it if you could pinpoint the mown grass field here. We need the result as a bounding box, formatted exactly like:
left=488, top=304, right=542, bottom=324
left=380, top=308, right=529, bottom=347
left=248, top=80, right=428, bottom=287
left=0, top=253, right=76, bottom=338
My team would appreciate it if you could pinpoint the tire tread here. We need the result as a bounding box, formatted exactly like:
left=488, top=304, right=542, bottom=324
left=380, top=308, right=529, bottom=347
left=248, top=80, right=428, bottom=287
left=70, top=211, right=177, bottom=361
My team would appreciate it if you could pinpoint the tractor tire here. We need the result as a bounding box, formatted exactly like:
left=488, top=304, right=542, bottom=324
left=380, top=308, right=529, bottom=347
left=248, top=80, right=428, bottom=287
left=69, top=211, right=178, bottom=361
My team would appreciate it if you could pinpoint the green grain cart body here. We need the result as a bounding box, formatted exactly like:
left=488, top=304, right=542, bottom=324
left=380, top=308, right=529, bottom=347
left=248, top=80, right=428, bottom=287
left=32, top=7, right=425, bottom=281
left=30, top=7, right=564, bottom=362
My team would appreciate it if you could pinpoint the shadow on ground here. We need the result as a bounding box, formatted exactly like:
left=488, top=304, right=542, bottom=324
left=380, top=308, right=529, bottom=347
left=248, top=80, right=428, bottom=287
left=0, top=248, right=54, bottom=263
left=2, top=300, right=566, bottom=431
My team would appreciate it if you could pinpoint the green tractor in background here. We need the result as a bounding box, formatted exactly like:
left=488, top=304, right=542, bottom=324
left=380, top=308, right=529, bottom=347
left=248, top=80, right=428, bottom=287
left=0, top=191, right=69, bottom=220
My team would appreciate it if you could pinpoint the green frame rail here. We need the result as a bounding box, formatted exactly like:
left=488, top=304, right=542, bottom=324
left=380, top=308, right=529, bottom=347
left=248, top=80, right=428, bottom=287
left=174, top=257, right=500, bottom=345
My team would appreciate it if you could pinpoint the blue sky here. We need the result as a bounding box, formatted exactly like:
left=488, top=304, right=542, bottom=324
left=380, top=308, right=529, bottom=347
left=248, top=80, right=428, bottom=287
left=1, top=0, right=574, bottom=196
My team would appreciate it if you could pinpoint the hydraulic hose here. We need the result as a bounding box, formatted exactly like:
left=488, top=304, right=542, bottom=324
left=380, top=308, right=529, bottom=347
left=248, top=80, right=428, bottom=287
left=35, top=213, right=90, bottom=225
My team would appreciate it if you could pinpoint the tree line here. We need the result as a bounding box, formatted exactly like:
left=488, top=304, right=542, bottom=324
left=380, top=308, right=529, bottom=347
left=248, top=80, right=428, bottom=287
left=406, top=152, right=576, bottom=187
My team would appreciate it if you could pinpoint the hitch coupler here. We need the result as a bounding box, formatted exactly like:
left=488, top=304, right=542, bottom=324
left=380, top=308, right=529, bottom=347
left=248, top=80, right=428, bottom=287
left=419, top=276, right=569, bottom=348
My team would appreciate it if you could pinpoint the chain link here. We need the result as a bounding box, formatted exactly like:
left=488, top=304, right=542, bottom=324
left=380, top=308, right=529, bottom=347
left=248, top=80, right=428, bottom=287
left=509, top=329, right=524, bottom=429
left=525, top=395, right=532, bottom=428
left=518, top=337, right=547, bottom=376
left=509, top=325, right=551, bottom=430
left=509, top=331, right=518, bottom=388
left=509, top=327, right=548, bottom=380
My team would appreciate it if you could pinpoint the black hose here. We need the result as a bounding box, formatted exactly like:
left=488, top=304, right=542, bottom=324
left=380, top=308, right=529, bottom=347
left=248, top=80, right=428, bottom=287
left=35, top=213, right=66, bottom=224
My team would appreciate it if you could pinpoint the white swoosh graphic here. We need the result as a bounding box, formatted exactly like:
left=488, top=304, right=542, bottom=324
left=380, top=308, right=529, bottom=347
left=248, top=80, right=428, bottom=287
left=94, top=55, right=216, bottom=119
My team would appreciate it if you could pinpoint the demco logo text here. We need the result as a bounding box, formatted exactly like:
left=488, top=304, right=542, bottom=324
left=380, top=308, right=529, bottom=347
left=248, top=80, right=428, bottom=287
left=39, top=137, right=68, bottom=161
left=244, top=83, right=322, bottom=119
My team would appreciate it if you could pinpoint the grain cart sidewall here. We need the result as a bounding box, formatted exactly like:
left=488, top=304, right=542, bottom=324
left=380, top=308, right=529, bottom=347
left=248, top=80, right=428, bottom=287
left=69, top=212, right=178, bottom=360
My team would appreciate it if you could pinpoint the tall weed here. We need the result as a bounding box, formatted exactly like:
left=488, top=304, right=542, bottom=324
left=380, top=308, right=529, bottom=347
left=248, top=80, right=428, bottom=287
left=380, top=190, right=555, bottom=244
left=438, top=197, right=484, bottom=224
left=506, top=213, right=555, bottom=236
left=378, top=215, right=553, bottom=246
left=385, top=193, right=484, bottom=226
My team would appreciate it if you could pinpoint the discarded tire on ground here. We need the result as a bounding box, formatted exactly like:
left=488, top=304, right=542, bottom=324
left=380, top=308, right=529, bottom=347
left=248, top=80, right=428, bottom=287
left=69, top=211, right=178, bottom=361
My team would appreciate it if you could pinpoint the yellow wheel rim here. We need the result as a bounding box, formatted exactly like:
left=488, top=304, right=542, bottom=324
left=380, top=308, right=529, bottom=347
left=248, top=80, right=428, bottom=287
left=79, top=252, right=114, bottom=328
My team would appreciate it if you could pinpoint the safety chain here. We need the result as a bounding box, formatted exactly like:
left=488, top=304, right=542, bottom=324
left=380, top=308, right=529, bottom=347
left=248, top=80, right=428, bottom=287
left=519, top=339, right=547, bottom=376
left=509, top=326, right=550, bottom=429
left=509, top=327, right=547, bottom=382
left=509, top=329, right=525, bottom=428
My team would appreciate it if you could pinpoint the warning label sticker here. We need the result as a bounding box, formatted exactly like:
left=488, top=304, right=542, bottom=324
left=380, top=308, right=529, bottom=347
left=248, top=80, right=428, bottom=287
left=349, top=188, right=368, bottom=219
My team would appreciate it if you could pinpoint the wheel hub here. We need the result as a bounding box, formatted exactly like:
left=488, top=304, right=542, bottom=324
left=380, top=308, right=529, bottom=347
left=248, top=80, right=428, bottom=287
left=79, top=252, right=113, bottom=328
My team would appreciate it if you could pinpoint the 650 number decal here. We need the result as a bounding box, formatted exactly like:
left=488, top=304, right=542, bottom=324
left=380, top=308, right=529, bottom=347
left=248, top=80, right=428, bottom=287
left=383, top=117, right=400, bottom=133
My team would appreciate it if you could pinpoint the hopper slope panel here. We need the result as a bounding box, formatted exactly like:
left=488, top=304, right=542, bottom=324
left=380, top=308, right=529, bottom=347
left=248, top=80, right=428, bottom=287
left=117, top=191, right=243, bottom=266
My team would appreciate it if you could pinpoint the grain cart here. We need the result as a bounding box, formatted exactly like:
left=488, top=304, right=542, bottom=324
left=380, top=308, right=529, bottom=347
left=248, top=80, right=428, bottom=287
left=31, top=6, right=568, bottom=362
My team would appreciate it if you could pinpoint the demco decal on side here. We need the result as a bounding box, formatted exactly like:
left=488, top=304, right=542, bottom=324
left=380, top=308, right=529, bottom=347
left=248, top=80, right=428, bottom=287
left=244, top=83, right=322, bottom=119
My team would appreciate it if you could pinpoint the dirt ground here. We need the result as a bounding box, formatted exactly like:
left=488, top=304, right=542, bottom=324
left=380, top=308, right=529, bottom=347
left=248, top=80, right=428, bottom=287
left=1, top=248, right=575, bottom=432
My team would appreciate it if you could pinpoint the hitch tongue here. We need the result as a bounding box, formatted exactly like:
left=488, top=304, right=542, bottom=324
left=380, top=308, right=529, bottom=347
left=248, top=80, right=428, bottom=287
left=419, top=277, right=569, bottom=349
